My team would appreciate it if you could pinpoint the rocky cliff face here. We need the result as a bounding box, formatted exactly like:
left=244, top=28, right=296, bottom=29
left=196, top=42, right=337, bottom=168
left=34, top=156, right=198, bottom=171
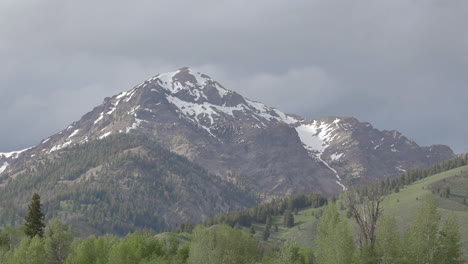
left=1, top=67, right=455, bottom=198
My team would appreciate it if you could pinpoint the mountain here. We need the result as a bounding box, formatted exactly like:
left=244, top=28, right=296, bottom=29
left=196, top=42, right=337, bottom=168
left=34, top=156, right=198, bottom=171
left=0, top=67, right=455, bottom=233
left=0, top=134, right=254, bottom=235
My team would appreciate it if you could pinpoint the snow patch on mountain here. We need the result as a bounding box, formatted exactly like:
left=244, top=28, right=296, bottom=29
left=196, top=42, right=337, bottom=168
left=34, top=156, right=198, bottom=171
left=245, top=99, right=297, bottom=125
left=153, top=68, right=230, bottom=101
left=295, top=121, right=338, bottom=156
left=126, top=118, right=144, bottom=133
left=49, top=141, right=73, bottom=153
left=107, top=100, right=120, bottom=115
left=0, top=147, right=32, bottom=159
left=94, top=112, right=104, bottom=124
left=330, top=153, right=344, bottom=161
left=396, top=166, right=406, bottom=172
left=68, top=129, right=80, bottom=139
left=99, top=132, right=112, bottom=139
left=0, top=162, right=8, bottom=174
left=166, top=93, right=299, bottom=138
left=295, top=120, right=346, bottom=190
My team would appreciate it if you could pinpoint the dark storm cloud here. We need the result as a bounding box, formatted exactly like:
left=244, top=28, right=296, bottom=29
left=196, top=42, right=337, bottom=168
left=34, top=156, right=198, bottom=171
left=0, top=0, right=467, bottom=152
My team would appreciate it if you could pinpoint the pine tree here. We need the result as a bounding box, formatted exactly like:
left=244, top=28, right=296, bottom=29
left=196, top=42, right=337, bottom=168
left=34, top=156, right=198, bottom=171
left=262, top=226, right=270, bottom=241
left=283, top=210, right=294, bottom=228
left=250, top=226, right=255, bottom=234
left=24, top=193, right=46, bottom=238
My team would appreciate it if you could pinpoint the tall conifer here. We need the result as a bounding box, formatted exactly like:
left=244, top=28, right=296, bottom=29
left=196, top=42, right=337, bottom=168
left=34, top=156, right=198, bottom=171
left=24, top=193, right=45, bottom=238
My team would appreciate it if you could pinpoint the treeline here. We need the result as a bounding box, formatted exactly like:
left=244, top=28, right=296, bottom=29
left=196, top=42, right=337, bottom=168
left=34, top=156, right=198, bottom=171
left=0, top=220, right=313, bottom=264
left=0, top=200, right=462, bottom=263
left=378, top=154, right=468, bottom=194
left=201, top=193, right=327, bottom=229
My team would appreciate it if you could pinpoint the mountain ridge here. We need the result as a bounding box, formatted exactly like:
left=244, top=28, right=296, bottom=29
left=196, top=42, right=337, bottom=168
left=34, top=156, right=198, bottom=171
left=0, top=67, right=456, bottom=233
left=0, top=67, right=455, bottom=196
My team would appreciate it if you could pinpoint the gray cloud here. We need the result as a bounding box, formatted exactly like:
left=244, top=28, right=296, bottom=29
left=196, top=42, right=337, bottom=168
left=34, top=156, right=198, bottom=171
left=0, top=0, right=467, bottom=153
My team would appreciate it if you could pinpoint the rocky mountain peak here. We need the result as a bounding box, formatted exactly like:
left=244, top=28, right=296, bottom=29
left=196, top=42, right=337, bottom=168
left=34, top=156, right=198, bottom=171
left=136, top=67, right=241, bottom=107
left=0, top=68, right=455, bottom=196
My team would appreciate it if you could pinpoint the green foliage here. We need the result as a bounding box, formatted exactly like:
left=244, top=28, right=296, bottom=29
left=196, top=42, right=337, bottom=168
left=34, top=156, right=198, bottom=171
left=283, top=210, right=294, bottom=228
left=65, top=235, right=117, bottom=264
left=402, top=199, right=441, bottom=263
left=0, top=228, right=10, bottom=251
left=376, top=216, right=402, bottom=264
left=262, top=240, right=302, bottom=264
left=0, top=193, right=463, bottom=264
left=435, top=214, right=462, bottom=264
left=401, top=199, right=462, bottom=264
left=107, top=232, right=168, bottom=264
left=24, top=193, right=46, bottom=238
left=379, top=155, right=468, bottom=194
left=0, top=150, right=465, bottom=263
left=205, top=193, right=327, bottom=228
left=176, top=222, right=195, bottom=234
left=429, top=170, right=468, bottom=205
left=262, top=226, right=270, bottom=241
left=44, top=219, right=75, bottom=264
left=188, top=225, right=257, bottom=264
left=9, top=236, right=46, bottom=264
left=314, top=203, right=356, bottom=264
left=250, top=226, right=256, bottom=234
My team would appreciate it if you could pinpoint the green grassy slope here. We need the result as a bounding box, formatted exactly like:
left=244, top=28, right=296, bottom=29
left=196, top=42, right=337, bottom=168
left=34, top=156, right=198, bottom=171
left=382, top=165, right=468, bottom=258
left=249, top=165, right=468, bottom=257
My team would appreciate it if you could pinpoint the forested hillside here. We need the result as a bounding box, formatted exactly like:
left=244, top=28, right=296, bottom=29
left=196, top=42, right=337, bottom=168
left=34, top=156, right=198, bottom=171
left=0, top=189, right=463, bottom=263
left=234, top=155, right=468, bottom=261
left=0, top=134, right=254, bottom=235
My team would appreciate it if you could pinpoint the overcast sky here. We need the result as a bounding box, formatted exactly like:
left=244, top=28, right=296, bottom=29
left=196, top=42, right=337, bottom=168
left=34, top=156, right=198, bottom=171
left=1, top=0, right=467, bottom=153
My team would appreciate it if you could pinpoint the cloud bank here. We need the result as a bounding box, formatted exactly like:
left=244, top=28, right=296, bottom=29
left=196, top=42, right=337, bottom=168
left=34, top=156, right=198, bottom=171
left=0, top=0, right=467, bottom=152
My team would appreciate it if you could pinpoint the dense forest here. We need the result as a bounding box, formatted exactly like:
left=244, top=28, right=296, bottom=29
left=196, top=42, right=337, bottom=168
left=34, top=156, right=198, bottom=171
left=0, top=196, right=463, bottom=264
left=0, top=134, right=254, bottom=235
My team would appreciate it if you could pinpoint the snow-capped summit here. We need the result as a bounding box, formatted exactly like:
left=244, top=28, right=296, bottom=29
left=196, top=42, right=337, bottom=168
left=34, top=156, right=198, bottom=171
left=0, top=68, right=455, bottom=196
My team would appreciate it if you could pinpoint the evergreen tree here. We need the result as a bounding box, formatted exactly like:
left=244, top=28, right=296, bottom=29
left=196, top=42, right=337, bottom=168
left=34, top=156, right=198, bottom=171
left=283, top=210, right=294, bottom=228
left=0, top=229, right=10, bottom=251
left=262, top=226, right=270, bottom=241
left=24, top=193, right=45, bottom=238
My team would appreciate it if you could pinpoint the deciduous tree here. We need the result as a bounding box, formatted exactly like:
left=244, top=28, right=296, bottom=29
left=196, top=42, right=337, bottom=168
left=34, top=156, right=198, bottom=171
left=314, top=203, right=356, bottom=264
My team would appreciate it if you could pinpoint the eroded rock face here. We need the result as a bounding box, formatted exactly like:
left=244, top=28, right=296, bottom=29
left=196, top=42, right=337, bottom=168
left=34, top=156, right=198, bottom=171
left=1, top=68, right=455, bottom=199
